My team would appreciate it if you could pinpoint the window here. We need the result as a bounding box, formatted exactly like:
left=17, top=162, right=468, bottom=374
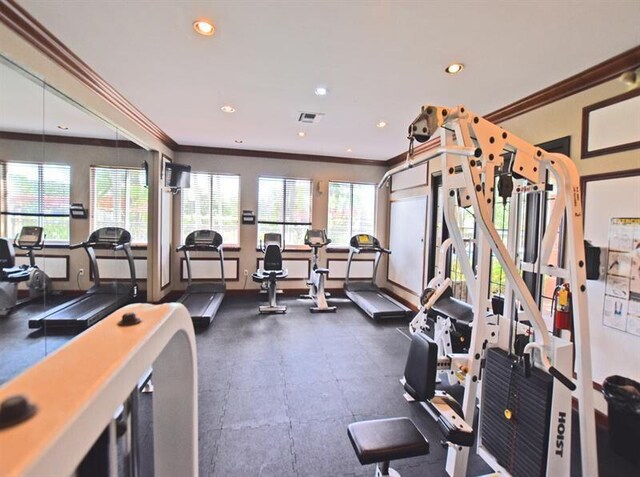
left=257, top=177, right=312, bottom=247
left=181, top=172, right=240, bottom=245
left=327, top=181, right=376, bottom=246
left=90, top=166, right=148, bottom=245
left=0, top=162, right=70, bottom=243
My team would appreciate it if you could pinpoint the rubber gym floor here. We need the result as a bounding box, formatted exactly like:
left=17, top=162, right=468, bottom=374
left=0, top=295, right=637, bottom=476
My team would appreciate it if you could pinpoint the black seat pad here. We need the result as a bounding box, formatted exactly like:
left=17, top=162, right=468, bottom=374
left=431, top=288, right=473, bottom=324
left=347, top=417, right=429, bottom=465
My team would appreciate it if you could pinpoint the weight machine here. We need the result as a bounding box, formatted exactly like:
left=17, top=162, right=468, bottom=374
left=379, top=105, right=597, bottom=477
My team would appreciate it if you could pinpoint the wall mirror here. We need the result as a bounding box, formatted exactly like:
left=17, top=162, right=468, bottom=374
left=0, top=54, right=151, bottom=383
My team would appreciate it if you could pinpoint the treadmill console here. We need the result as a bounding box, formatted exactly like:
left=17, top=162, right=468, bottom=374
left=305, top=229, right=330, bottom=247
left=16, top=226, right=44, bottom=248
left=185, top=230, right=223, bottom=248
left=89, top=227, right=132, bottom=245
left=350, top=234, right=381, bottom=250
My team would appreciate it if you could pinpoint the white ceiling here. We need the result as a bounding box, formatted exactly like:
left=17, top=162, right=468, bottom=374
left=17, top=0, right=640, bottom=160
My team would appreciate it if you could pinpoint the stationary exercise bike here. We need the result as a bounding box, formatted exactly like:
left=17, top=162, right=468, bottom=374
left=0, top=226, right=52, bottom=317
left=252, top=233, right=288, bottom=313
left=300, top=229, right=336, bottom=312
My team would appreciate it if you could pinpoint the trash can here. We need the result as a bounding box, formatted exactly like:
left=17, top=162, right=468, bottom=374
left=602, top=375, right=640, bottom=463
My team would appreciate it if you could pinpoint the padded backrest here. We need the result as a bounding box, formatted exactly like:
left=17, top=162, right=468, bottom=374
left=0, top=238, right=16, bottom=268
left=431, top=288, right=474, bottom=324
left=264, top=243, right=283, bottom=271
left=403, top=332, right=438, bottom=401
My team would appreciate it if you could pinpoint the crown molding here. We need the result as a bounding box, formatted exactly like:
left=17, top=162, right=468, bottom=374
left=385, top=45, right=640, bottom=168
left=176, top=144, right=385, bottom=167
left=0, top=131, right=142, bottom=149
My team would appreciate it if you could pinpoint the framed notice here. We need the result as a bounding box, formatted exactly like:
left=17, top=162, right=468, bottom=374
left=602, top=218, right=640, bottom=336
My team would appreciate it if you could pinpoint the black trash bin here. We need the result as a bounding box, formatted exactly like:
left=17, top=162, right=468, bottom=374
left=602, top=375, right=640, bottom=463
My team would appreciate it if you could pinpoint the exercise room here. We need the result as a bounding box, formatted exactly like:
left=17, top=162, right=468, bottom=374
left=0, top=1, right=639, bottom=476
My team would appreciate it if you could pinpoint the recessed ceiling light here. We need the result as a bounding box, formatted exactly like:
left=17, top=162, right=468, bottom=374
left=234, top=139, right=243, bottom=144
left=347, top=148, right=353, bottom=153
left=57, top=125, right=69, bottom=130
left=221, top=105, right=236, bottom=113
left=376, top=121, right=387, bottom=128
left=445, top=63, right=464, bottom=74
left=193, top=19, right=215, bottom=36
left=314, top=86, right=328, bottom=96
left=298, top=131, right=306, bottom=138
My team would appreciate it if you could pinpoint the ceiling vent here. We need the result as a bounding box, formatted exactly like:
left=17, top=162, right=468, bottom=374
left=298, top=111, right=324, bottom=124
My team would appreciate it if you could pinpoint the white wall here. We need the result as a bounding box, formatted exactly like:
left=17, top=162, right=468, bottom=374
left=172, top=151, right=388, bottom=291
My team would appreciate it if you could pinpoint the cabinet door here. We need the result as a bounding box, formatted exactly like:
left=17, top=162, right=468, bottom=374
left=388, top=196, right=427, bottom=294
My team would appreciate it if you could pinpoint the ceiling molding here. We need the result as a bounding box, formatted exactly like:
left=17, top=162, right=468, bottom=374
left=385, top=45, right=640, bottom=168
left=176, top=144, right=384, bottom=167
left=0, top=131, right=142, bottom=149
left=0, top=0, right=178, bottom=151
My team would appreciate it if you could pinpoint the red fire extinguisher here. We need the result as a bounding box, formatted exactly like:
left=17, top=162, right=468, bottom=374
left=552, top=283, right=572, bottom=337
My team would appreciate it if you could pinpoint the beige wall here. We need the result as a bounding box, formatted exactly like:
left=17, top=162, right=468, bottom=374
left=172, top=151, right=388, bottom=291
left=0, top=138, right=151, bottom=291
left=502, top=79, right=639, bottom=176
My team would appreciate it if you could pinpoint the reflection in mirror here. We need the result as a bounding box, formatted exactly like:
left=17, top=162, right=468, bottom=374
left=0, top=54, right=151, bottom=384
left=0, top=55, right=48, bottom=383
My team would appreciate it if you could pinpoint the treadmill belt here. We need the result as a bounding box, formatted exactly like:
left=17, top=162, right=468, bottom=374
left=348, top=289, right=410, bottom=320
left=44, top=294, right=120, bottom=321
left=359, top=291, right=404, bottom=312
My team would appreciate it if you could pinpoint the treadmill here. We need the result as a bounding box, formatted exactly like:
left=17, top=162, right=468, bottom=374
left=344, top=234, right=413, bottom=320
left=176, top=229, right=226, bottom=326
left=28, top=227, right=137, bottom=332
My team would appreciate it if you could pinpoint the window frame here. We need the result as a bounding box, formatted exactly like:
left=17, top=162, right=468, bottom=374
left=89, top=165, right=149, bottom=247
left=326, top=180, right=377, bottom=249
left=256, top=175, right=313, bottom=249
left=0, top=161, right=71, bottom=245
left=179, top=170, right=241, bottom=247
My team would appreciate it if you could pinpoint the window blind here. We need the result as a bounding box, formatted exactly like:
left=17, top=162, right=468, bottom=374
left=0, top=162, right=71, bottom=242
left=257, top=177, right=312, bottom=246
left=90, top=166, right=148, bottom=245
left=181, top=172, right=240, bottom=244
left=327, top=181, right=375, bottom=246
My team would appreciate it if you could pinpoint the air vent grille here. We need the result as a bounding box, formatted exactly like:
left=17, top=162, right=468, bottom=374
left=298, top=112, right=324, bottom=124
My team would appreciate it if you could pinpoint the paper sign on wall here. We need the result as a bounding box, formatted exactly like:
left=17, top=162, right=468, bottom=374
left=603, top=218, right=640, bottom=336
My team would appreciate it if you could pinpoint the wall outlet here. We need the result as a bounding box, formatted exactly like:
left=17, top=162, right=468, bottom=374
left=244, top=269, right=249, bottom=276
left=78, top=268, right=85, bottom=276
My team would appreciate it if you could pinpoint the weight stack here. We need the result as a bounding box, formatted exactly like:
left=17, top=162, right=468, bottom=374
left=480, top=347, right=553, bottom=477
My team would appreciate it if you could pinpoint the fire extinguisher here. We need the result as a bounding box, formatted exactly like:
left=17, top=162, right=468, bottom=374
left=552, top=283, right=572, bottom=337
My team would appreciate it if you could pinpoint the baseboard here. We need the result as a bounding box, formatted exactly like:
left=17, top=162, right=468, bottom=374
left=382, top=287, right=419, bottom=312
left=159, top=287, right=347, bottom=304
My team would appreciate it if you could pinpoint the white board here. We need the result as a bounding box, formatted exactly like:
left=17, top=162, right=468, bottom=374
left=388, top=196, right=427, bottom=294
left=181, top=258, right=238, bottom=280
left=258, top=259, right=308, bottom=279
left=391, top=163, right=428, bottom=191
left=327, top=259, right=374, bottom=279
left=584, top=174, right=640, bottom=386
